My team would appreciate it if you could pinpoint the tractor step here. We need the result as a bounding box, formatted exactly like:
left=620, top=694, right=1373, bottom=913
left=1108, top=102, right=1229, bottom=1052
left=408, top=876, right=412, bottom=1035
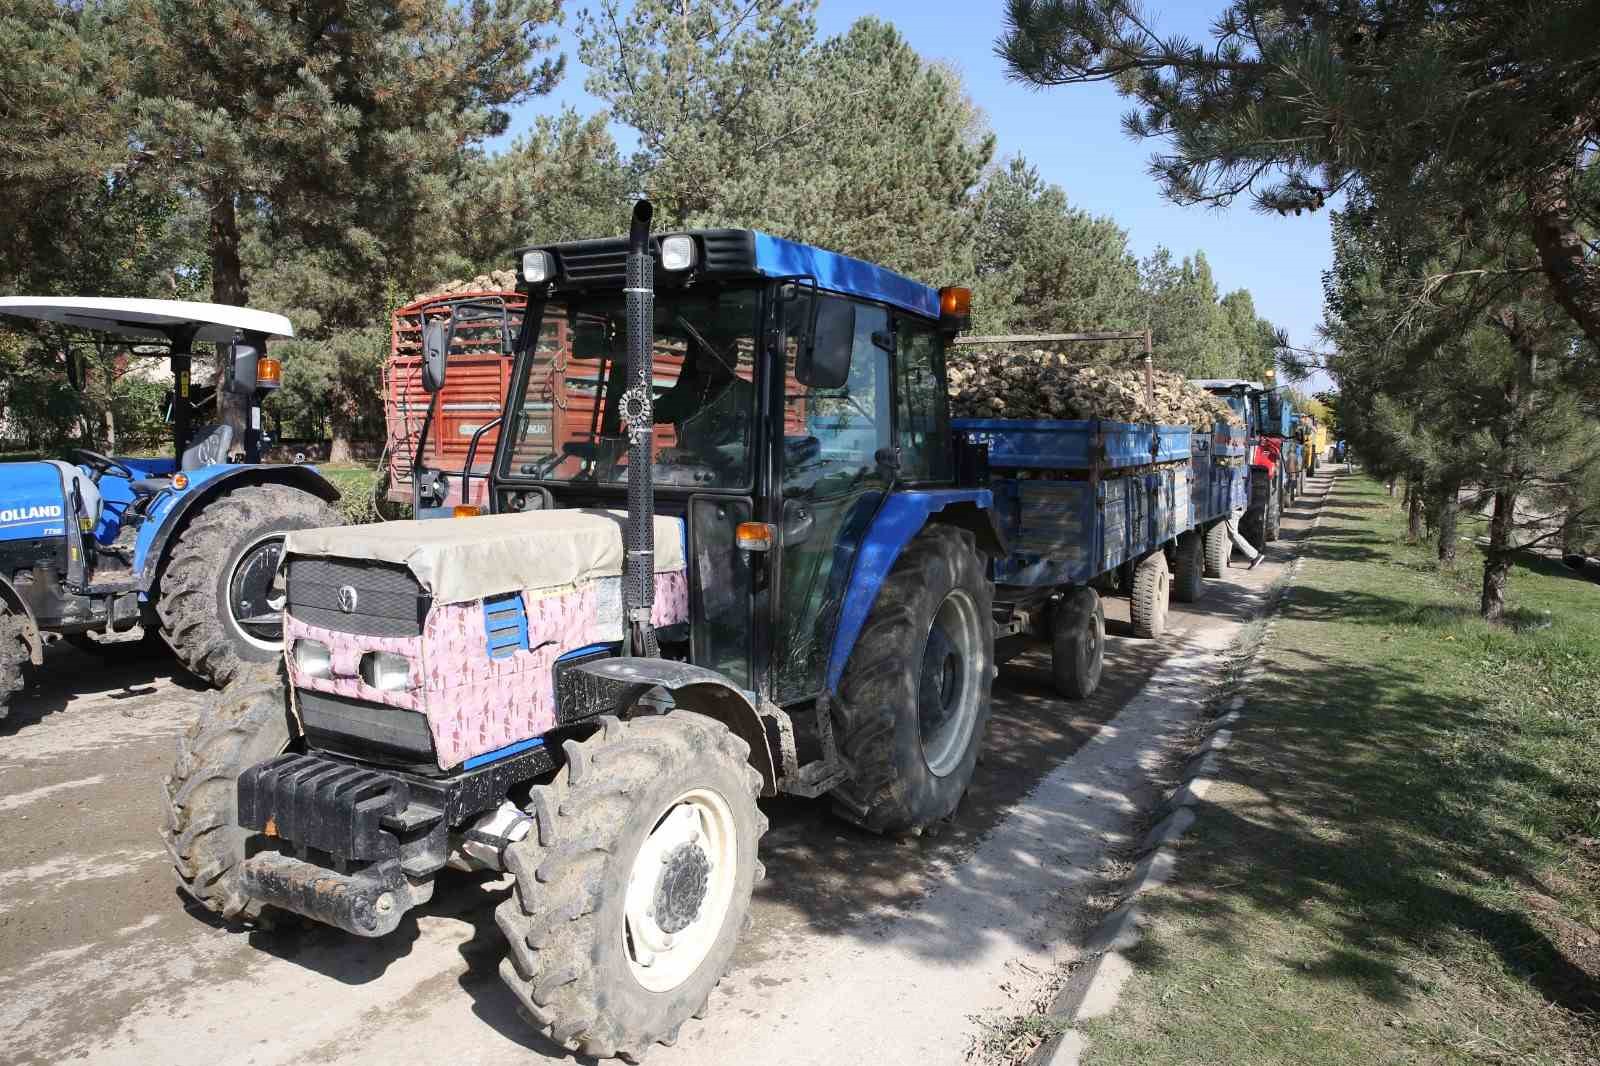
left=760, top=698, right=849, bottom=799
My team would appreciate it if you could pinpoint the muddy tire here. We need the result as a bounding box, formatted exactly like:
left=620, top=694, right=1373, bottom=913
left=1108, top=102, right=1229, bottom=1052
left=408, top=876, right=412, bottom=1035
left=829, top=524, right=994, bottom=834
left=1203, top=520, right=1230, bottom=578
left=0, top=609, right=29, bottom=722
left=155, top=483, right=339, bottom=688
left=1050, top=587, right=1104, bottom=700
left=1172, top=530, right=1205, bottom=603
left=1264, top=485, right=1282, bottom=542
left=496, top=714, right=766, bottom=1062
left=161, top=664, right=293, bottom=920
left=1130, top=552, right=1170, bottom=640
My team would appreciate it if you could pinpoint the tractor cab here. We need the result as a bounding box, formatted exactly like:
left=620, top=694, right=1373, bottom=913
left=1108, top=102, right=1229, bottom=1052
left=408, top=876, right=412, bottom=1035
left=0, top=298, right=342, bottom=715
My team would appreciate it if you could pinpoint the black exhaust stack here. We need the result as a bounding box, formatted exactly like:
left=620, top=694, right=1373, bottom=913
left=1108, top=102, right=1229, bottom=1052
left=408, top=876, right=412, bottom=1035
left=622, top=200, right=659, bottom=658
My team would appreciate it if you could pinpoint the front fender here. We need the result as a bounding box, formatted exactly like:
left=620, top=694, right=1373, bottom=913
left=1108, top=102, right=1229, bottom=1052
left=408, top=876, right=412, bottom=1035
left=573, top=657, right=778, bottom=796
left=134, top=464, right=342, bottom=591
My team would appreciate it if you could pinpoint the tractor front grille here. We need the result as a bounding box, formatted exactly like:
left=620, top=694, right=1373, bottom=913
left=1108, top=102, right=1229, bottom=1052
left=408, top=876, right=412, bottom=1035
left=285, top=557, right=430, bottom=637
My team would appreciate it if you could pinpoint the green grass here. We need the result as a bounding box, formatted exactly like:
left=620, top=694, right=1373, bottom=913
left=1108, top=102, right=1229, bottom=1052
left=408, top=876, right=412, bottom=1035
left=1078, top=474, right=1600, bottom=1066
left=316, top=461, right=389, bottom=523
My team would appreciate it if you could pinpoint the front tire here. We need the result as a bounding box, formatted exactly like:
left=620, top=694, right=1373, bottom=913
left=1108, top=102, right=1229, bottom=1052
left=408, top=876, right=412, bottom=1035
left=1130, top=552, right=1170, bottom=639
left=156, top=483, right=340, bottom=687
left=829, top=525, right=994, bottom=834
left=161, top=664, right=293, bottom=920
left=0, top=608, right=29, bottom=722
left=1050, top=587, right=1104, bottom=700
left=496, top=714, right=766, bottom=1061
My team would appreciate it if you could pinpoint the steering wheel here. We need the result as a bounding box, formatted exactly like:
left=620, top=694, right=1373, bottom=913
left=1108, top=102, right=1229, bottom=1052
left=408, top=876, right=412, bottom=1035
left=68, top=448, right=137, bottom=483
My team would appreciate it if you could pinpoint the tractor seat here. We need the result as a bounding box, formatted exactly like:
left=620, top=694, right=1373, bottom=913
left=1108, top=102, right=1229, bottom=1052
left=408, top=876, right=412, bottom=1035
left=182, top=424, right=234, bottom=471
left=44, top=460, right=103, bottom=529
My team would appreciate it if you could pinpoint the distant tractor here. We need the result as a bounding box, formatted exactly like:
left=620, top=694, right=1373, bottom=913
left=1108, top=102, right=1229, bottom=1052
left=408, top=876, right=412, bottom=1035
left=0, top=299, right=343, bottom=718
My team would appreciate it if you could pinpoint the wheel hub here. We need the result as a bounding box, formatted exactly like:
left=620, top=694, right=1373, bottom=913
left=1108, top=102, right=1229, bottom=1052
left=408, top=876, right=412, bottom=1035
left=916, top=589, right=984, bottom=778
left=229, top=535, right=288, bottom=647
left=652, top=841, right=711, bottom=934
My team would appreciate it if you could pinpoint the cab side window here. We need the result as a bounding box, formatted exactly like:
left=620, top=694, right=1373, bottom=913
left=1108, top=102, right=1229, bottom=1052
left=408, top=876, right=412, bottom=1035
left=894, top=317, right=952, bottom=481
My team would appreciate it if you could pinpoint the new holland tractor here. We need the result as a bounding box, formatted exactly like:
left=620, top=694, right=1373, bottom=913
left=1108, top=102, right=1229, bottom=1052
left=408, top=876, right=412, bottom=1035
left=0, top=299, right=342, bottom=719
left=162, top=204, right=1005, bottom=1059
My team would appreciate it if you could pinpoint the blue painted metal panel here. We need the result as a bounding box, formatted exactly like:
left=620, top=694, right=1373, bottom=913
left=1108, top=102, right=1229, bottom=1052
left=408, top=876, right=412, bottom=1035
left=483, top=592, right=530, bottom=659
left=752, top=232, right=940, bottom=319
left=0, top=462, right=67, bottom=541
left=825, top=488, right=992, bottom=690
left=91, top=459, right=176, bottom=546
left=463, top=736, right=545, bottom=770
left=558, top=641, right=617, bottom=662
left=952, top=419, right=1192, bottom=470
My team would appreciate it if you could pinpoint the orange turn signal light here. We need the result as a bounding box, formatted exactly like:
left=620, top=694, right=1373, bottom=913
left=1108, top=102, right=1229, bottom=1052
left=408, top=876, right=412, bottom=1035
left=172, top=473, right=189, bottom=490
left=453, top=505, right=482, bottom=518
left=255, top=356, right=283, bottom=388
left=939, top=286, right=972, bottom=317
left=735, top=521, right=775, bottom=551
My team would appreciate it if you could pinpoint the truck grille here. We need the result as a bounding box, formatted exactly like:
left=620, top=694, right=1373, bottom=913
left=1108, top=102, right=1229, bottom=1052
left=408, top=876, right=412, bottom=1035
left=285, top=557, right=430, bottom=637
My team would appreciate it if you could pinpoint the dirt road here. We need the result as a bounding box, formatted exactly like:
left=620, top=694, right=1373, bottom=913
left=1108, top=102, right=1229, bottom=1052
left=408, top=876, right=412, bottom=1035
left=0, top=482, right=1327, bottom=1066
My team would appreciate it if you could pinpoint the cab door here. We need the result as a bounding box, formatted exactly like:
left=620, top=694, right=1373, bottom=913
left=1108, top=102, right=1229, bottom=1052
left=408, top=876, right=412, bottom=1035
left=769, top=295, right=892, bottom=705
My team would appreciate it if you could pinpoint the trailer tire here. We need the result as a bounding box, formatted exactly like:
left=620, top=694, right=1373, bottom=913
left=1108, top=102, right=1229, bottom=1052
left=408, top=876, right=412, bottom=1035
left=496, top=714, right=766, bottom=1062
left=161, top=663, right=292, bottom=921
left=156, top=483, right=340, bottom=688
left=0, top=608, right=29, bottom=722
left=830, top=524, right=994, bottom=834
left=1264, top=486, right=1282, bottom=542
left=1172, top=530, right=1205, bottom=603
left=1050, top=587, right=1104, bottom=700
left=1130, top=552, right=1170, bottom=639
left=1203, top=520, right=1230, bottom=578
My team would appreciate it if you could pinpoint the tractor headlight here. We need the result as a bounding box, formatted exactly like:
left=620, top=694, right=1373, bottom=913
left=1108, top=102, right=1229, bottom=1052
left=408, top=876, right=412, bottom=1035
left=360, top=651, right=411, bottom=692
left=520, top=249, right=554, bottom=284
left=293, top=639, right=331, bottom=679
left=659, top=235, right=695, bottom=271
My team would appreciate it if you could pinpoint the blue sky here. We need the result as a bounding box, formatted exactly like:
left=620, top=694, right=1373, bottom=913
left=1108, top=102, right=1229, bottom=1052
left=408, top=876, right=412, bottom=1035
left=499, top=1, right=1334, bottom=391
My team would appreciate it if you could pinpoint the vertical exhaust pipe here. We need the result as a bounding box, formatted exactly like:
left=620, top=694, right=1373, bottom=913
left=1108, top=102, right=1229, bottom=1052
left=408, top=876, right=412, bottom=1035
left=622, top=200, right=659, bottom=658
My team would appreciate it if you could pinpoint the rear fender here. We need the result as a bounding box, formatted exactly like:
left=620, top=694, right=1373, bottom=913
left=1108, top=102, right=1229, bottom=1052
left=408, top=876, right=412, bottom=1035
left=134, top=464, right=341, bottom=592
left=0, top=575, right=44, bottom=665
left=571, top=657, right=778, bottom=797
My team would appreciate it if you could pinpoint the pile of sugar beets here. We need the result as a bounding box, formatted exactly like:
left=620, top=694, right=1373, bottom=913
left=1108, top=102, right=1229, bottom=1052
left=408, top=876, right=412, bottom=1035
left=947, top=347, right=1244, bottom=430
left=412, top=269, right=519, bottom=303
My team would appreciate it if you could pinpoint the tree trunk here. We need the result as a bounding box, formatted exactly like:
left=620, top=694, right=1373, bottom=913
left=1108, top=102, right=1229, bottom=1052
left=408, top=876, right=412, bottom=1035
left=1437, top=480, right=1460, bottom=565
left=209, top=188, right=250, bottom=447
left=1406, top=484, right=1426, bottom=542
left=1386, top=478, right=1397, bottom=497
left=1526, top=146, right=1600, bottom=352
left=1481, top=487, right=1516, bottom=621
left=328, top=429, right=354, bottom=464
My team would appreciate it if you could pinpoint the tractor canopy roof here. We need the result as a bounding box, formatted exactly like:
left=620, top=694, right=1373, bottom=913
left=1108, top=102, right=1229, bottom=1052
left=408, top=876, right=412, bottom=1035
left=1191, top=378, right=1266, bottom=393
left=515, top=228, right=940, bottom=320
left=0, top=297, right=293, bottom=344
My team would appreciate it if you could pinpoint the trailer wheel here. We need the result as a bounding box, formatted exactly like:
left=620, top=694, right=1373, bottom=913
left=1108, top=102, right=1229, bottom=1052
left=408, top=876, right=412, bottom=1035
left=161, top=664, right=292, bottom=921
left=1203, top=520, right=1230, bottom=578
left=1172, top=530, right=1205, bottom=603
left=1050, top=587, right=1104, bottom=700
left=156, top=483, right=340, bottom=688
left=0, top=608, right=29, bottom=722
left=1264, top=486, right=1282, bottom=542
left=496, top=714, right=765, bottom=1062
left=830, top=524, right=994, bottom=834
left=1130, top=552, right=1170, bottom=639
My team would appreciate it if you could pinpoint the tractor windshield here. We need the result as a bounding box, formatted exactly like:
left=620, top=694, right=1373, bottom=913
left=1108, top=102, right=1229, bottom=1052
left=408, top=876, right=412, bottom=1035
left=501, top=285, right=761, bottom=489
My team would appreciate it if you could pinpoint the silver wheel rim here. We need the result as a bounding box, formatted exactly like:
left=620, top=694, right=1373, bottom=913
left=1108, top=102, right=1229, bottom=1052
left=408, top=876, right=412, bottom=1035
left=917, top=588, right=984, bottom=778
left=623, top=786, right=739, bottom=994
left=227, top=532, right=288, bottom=652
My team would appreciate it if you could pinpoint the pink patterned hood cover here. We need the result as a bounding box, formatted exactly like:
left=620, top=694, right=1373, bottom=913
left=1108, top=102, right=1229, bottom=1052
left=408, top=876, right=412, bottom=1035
left=284, top=521, right=689, bottom=769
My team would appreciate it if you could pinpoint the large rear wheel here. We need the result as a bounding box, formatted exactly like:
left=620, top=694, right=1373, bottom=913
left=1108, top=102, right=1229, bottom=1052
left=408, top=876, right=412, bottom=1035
left=0, top=608, right=30, bottom=722
left=829, top=525, right=994, bottom=833
left=496, top=714, right=765, bottom=1062
left=156, top=483, right=339, bottom=687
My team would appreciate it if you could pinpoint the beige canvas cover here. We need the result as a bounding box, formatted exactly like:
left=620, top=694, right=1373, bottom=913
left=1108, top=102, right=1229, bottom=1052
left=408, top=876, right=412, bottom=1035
left=284, top=508, right=686, bottom=605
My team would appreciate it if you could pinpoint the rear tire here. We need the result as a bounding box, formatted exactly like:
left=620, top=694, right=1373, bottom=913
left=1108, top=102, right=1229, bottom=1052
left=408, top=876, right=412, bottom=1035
left=496, top=714, right=766, bottom=1062
left=0, top=608, right=29, bottom=722
left=161, top=664, right=293, bottom=920
left=1264, top=485, right=1282, bottom=542
left=1203, top=521, right=1230, bottom=578
left=1172, top=531, right=1205, bottom=603
left=830, top=524, right=994, bottom=834
left=1050, top=587, right=1104, bottom=700
left=155, top=483, right=340, bottom=688
left=1130, top=552, right=1170, bottom=639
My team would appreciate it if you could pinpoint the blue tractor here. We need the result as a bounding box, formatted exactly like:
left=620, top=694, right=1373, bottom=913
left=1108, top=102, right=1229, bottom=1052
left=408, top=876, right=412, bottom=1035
left=0, top=298, right=343, bottom=719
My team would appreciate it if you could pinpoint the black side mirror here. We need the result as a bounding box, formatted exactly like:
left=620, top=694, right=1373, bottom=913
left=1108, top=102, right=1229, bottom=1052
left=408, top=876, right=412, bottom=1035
left=421, top=317, right=451, bottom=393
left=796, top=292, right=854, bottom=390
left=222, top=338, right=262, bottom=396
